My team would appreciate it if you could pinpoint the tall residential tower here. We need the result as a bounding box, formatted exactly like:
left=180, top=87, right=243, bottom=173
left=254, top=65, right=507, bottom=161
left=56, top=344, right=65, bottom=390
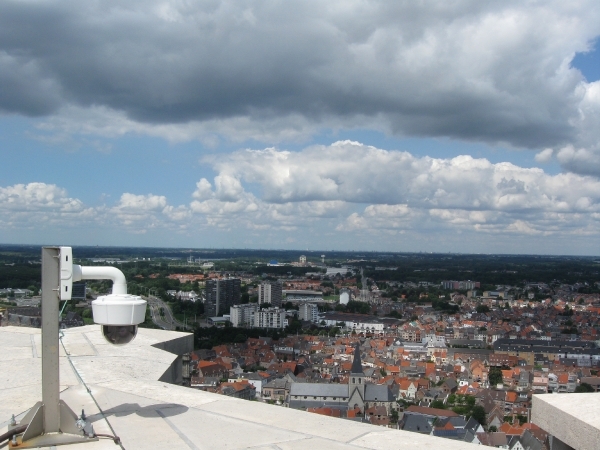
left=258, top=280, right=283, bottom=307
left=205, top=278, right=241, bottom=317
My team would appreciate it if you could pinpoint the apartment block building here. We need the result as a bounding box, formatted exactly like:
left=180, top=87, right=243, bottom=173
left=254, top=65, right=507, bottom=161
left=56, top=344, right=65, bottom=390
left=441, top=280, right=480, bottom=290
left=205, top=278, right=241, bottom=317
left=254, top=307, right=286, bottom=329
left=258, top=280, right=283, bottom=307
left=230, top=303, right=258, bottom=327
left=298, top=303, right=319, bottom=323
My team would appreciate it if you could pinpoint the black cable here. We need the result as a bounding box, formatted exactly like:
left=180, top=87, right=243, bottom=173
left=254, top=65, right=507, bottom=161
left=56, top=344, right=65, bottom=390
left=0, top=425, right=27, bottom=444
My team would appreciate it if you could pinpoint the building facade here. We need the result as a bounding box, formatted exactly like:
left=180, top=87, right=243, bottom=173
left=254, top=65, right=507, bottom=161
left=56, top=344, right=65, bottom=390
left=230, top=303, right=258, bottom=327
left=441, top=280, right=481, bottom=290
left=254, top=307, right=286, bottom=329
left=298, top=303, right=319, bottom=323
left=258, top=281, right=283, bottom=307
left=288, top=345, right=396, bottom=414
left=205, top=278, right=241, bottom=317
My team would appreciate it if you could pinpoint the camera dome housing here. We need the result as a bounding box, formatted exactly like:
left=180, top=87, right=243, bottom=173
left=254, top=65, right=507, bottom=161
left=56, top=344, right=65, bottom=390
left=92, top=294, right=147, bottom=345
left=101, top=325, right=138, bottom=345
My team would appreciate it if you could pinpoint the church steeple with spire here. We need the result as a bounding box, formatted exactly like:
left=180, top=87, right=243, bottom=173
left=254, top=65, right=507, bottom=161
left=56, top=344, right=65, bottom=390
left=348, top=343, right=365, bottom=411
left=351, top=342, right=364, bottom=374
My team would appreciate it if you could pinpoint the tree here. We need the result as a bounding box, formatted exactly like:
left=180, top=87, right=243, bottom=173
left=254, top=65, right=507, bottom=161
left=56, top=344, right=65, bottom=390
left=234, top=333, right=247, bottom=343
left=575, top=382, right=594, bottom=393
left=476, top=304, right=490, bottom=314
left=516, top=414, right=527, bottom=425
left=489, top=367, right=503, bottom=386
left=488, top=425, right=497, bottom=432
left=430, top=400, right=446, bottom=409
left=471, top=405, right=486, bottom=426
left=328, top=327, right=340, bottom=337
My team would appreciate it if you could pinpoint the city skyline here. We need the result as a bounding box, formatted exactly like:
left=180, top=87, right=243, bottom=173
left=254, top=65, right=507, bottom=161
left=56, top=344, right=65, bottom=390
left=1, top=1, right=600, bottom=255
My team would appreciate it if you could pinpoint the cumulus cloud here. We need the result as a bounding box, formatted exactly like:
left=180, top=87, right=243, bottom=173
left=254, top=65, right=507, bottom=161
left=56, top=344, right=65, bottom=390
left=1, top=140, right=600, bottom=250
left=1, top=1, right=600, bottom=173
left=535, top=148, right=554, bottom=163
left=208, top=141, right=600, bottom=212
left=110, top=193, right=193, bottom=231
left=201, top=141, right=600, bottom=236
left=0, top=182, right=94, bottom=230
left=0, top=183, right=84, bottom=212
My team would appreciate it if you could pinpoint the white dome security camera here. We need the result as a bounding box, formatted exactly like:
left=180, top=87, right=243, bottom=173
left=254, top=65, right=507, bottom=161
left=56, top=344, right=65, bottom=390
left=13, top=246, right=150, bottom=449
left=92, top=294, right=146, bottom=345
left=59, top=248, right=147, bottom=346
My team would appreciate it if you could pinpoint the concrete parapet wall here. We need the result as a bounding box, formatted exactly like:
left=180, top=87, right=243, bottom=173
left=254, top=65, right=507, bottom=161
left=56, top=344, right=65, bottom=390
left=532, top=393, right=600, bottom=450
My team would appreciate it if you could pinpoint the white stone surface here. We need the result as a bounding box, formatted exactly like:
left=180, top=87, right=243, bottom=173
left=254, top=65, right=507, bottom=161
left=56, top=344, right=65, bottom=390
left=0, top=326, right=476, bottom=449
left=532, top=392, right=600, bottom=450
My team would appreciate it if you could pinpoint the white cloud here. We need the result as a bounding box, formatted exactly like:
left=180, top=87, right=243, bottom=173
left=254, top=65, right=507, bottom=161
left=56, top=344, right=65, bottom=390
left=0, top=183, right=95, bottom=231
left=208, top=141, right=600, bottom=212
left=535, top=148, right=554, bottom=163
left=0, top=183, right=85, bottom=212
left=115, top=193, right=167, bottom=212
left=198, top=141, right=600, bottom=238
left=1, top=140, right=600, bottom=251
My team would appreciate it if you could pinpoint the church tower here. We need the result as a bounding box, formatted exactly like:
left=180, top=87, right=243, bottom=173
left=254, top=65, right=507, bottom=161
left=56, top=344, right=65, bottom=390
left=348, top=343, right=365, bottom=412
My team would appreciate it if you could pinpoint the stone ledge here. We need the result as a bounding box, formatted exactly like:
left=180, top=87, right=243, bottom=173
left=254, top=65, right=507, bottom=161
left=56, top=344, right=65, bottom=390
left=0, top=326, right=477, bottom=449
left=532, top=392, right=600, bottom=450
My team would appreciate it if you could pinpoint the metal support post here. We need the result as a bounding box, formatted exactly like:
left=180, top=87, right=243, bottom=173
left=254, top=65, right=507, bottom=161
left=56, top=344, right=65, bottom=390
left=10, top=247, right=97, bottom=449
left=41, top=246, right=60, bottom=432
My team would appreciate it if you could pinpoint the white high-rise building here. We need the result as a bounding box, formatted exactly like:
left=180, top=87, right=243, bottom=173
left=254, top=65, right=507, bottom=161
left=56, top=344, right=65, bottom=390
left=298, top=303, right=319, bottom=323
left=254, top=307, right=286, bottom=329
left=230, top=304, right=258, bottom=327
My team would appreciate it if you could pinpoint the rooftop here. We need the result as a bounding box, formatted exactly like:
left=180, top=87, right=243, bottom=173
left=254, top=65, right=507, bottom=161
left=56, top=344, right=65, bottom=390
left=0, top=325, right=479, bottom=449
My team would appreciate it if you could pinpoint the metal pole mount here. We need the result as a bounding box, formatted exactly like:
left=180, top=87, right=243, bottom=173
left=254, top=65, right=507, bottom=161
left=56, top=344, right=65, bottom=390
left=9, top=247, right=97, bottom=449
